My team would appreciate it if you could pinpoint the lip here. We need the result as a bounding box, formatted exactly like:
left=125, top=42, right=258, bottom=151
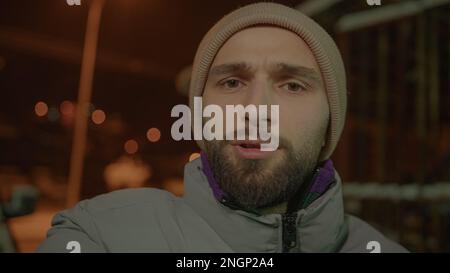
left=230, top=140, right=278, bottom=159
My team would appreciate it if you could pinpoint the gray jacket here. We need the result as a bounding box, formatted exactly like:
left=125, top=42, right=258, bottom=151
left=37, top=158, right=407, bottom=253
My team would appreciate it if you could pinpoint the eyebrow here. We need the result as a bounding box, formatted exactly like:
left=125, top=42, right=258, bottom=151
left=272, top=62, right=322, bottom=85
left=208, top=62, right=322, bottom=85
left=208, top=62, right=253, bottom=78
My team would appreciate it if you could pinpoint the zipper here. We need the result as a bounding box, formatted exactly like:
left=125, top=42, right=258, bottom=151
left=281, top=168, right=320, bottom=253
left=282, top=212, right=298, bottom=253
left=281, top=166, right=325, bottom=253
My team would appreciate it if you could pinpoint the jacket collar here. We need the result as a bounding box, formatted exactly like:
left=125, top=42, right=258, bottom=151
left=183, top=158, right=348, bottom=252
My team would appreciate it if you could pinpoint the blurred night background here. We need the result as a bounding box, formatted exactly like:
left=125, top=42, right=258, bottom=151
left=0, top=0, right=449, bottom=252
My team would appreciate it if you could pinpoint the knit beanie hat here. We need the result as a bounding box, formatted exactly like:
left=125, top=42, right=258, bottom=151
left=189, top=2, right=347, bottom=161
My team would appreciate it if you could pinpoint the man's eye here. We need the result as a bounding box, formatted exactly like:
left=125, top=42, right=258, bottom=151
left=281, top=82, right=306, bottom=93
left=221, top=79, right=242, bottom=89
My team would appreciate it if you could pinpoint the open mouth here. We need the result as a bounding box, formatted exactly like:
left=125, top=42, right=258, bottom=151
left=238, top=143, right=261, bottom=149
left=231, top=140, right=263, bottom=149
left=230, top=140, right=277, bottom=159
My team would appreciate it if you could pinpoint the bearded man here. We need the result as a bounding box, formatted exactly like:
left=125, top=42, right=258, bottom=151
left=38, top=2, right=406, bottom=253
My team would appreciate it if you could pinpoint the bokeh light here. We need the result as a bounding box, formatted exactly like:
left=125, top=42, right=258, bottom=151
left=146, top=127, right=161, bottom=142
left=92, top=109, right=106, bottom=125
left=47, top=107, right=59, bottom=122
left=34, top=101, right=48, bottom=117
left=59, top=100, right=75, bottom=117
left=124, top=139, right=138, bottom=154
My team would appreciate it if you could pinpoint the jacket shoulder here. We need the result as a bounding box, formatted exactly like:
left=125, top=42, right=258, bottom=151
left=82, top=187, right=177, bottom=213
left=36, top=188, right=177, bottom=252
left=340, top=215, right=408, bottom=253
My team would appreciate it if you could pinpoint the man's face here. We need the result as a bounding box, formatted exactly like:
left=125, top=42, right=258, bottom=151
left=202, top=26, right=329, bottom=211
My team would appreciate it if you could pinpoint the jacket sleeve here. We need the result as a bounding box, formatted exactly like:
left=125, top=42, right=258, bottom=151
left=36, top=201, right=106, bottom=253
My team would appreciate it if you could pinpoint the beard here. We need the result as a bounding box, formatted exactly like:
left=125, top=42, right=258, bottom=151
left=204, top=134, right=324, bottom=211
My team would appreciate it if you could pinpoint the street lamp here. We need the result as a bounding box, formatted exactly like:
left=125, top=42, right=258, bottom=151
left=66, top=0, right=106, bottom=208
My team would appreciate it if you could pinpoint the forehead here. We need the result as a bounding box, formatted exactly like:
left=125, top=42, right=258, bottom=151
left=211, top=26, right=320, bottom=71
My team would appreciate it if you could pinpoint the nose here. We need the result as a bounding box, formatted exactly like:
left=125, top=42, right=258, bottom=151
left=244, top=79, right=272, bottom=107
left=243, top=80, right=274, bottom=126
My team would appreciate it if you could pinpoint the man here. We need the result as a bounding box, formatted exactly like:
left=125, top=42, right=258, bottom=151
left=37, top=2, right=406, bottom=253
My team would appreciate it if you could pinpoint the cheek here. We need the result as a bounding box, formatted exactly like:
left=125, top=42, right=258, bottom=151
left=278, top=98, right=329, bottom=142
left=203, top=86, right=237, bottom=108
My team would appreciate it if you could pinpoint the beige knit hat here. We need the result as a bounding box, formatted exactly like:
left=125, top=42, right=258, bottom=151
left=189, top=2, right=347, bottom=161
